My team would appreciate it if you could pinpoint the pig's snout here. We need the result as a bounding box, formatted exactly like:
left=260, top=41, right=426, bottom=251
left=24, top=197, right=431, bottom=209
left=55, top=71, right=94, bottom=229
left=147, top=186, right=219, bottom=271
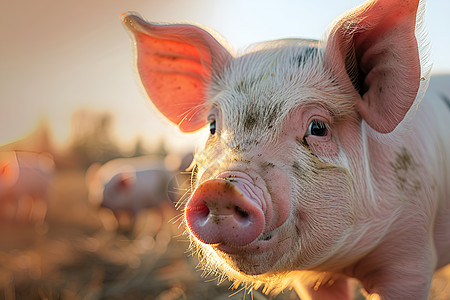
left=186, top=179, right=265, bottom=248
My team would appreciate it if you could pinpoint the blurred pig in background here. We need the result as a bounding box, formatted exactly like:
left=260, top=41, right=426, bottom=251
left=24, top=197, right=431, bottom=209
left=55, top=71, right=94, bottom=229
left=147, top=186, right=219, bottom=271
left=86, top=153, right=193, bottom=233
left=0, top=151, right=55, bottom=223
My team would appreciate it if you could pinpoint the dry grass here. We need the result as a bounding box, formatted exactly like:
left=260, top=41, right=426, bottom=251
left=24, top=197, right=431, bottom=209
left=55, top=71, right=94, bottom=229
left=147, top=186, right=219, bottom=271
left=0, top=169, right=448, bottom=299
left=0, top=170, right=299, bottom=300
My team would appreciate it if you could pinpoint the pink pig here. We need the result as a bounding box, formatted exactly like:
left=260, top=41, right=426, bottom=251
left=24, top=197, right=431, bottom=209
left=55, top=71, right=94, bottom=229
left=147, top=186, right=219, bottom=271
left=122, top=0, right=450, bottom=299
left=86, top=155, right=177, bottom=231
left=0, top=151, right=55, bottom=223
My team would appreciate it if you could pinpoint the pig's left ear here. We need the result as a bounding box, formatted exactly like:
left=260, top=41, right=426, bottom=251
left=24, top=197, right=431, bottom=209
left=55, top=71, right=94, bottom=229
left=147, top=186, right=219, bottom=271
left=122, top=13, right=232, bottom=132
left=325, top=0, right=422, bottom=133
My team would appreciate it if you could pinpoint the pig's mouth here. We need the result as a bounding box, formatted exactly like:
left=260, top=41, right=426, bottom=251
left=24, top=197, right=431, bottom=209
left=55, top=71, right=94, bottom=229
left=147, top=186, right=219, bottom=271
left=214, top=226, right=282, bottom=253
left=211, top=225, right=292, bottom=276
left=215, top=231, right=273, bottom=254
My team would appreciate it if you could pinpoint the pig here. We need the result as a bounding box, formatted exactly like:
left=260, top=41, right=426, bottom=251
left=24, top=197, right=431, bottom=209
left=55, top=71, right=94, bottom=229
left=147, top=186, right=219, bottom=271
left=0, top=151, right=55, bottom=223
left=86, top=155, right=187, bottom=231
left=122, top=0, right=450, bottom=298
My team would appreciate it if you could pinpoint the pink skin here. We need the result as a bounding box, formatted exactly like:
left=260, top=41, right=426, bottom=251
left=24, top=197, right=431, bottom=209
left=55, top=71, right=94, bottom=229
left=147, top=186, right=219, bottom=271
left=123, top=0, right=450, bottom=298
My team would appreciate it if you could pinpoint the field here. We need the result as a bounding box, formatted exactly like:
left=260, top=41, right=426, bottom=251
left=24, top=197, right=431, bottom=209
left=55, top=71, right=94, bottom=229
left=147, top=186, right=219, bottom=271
left=0, top=168, right=449, bottom=300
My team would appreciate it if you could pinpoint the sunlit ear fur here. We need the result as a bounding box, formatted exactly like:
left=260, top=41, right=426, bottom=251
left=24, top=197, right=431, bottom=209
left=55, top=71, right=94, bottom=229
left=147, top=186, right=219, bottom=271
left=122, top=13, right=233, bottom=132
left=323, top=0, right=431, bottom=135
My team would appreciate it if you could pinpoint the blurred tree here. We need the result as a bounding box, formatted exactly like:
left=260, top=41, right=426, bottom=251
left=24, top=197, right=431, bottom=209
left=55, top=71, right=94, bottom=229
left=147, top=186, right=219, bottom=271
left=153, top=138, right=168, bottom=157
left=131, top=136, right=148, bottom=157
left=69, top=109, right=121, bottom=168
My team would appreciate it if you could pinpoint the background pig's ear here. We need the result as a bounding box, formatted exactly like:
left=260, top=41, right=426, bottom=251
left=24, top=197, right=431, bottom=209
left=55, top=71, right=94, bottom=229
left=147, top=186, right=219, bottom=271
left=118, top=173, right=136, bottom=191
left=325, top=0, right=422, bottom=133
left=122, top=13, right=232, bottom=132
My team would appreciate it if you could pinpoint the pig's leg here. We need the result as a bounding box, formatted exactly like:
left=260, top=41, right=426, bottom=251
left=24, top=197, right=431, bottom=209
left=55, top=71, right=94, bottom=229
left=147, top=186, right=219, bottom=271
left=349, top=234, right=436, bottom=299
left=358, top=262, right=434, bottom=299
left=115, top=209, right=135, bottom=234
left=30, top=196, right=47, bottom=224
left=98, top=208, right=119, bottom=231
left=16, top=194, right=34, bottom=222
left=292, top=277, right=354, bottom=300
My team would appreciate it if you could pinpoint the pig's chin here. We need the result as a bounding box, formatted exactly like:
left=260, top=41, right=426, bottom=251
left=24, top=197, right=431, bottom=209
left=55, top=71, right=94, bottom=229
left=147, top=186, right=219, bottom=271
left=211, top=227, right=293, bottom=276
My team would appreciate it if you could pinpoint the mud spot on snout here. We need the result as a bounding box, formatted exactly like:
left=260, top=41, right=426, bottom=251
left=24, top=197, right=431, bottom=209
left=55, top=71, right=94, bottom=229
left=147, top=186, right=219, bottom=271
left=222, top=180, right=235, bottom=193
left=211, top=215, right=223, bottom=225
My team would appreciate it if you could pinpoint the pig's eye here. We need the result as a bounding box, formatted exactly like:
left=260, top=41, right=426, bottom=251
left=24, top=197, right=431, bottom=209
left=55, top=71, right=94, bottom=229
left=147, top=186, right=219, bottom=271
left=306, top=120, right=328, bottom=137
left=209, top=120, right=216, bottom=135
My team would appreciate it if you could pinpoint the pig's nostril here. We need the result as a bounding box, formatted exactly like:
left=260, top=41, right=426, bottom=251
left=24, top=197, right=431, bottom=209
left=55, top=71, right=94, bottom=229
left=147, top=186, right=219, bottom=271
left=234, top=205, right=249, bottom=220
left=190, top=203, right=210, bottom=219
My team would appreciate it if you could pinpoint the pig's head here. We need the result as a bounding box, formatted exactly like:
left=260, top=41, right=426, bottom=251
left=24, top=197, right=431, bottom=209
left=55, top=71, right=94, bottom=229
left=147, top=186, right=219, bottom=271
left=122, top=0, right=428, bottom=292
left=102, top=172, right=137, bottom=210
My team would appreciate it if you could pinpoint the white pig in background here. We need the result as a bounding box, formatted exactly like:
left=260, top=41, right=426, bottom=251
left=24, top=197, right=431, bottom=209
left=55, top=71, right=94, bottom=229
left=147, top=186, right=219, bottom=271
left=86, top=154, right=191, bottom=231
left=122, top=0, right=450, bottom=299
left=0, top=151, right=55, bottom=223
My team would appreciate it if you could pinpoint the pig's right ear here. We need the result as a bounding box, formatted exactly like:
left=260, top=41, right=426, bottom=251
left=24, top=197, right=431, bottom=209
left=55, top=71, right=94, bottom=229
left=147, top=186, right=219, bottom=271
left=324, top=0, right=423, bottom=133
left=122, top=13, right=232, bottom=132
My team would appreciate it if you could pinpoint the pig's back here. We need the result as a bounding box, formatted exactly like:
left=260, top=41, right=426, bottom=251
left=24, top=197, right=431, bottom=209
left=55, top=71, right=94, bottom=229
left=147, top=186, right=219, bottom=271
left=420, top=74, right=450, bottom=268
left=133, top=168, right=171, bottom=208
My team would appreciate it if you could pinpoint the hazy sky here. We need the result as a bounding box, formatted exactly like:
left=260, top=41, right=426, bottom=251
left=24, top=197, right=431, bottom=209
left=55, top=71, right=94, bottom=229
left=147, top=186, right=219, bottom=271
left=1, top=0, right=449, bottom=152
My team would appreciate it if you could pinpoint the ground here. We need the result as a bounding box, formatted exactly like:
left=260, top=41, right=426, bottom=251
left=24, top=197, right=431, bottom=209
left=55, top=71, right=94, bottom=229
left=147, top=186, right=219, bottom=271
left=0, top=169, right=448, bottom=300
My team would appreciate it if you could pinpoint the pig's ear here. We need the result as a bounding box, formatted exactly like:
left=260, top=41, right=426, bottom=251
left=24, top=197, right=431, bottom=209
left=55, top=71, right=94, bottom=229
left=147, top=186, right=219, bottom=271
left=118, top=173, right=136, bottom=191
left=325, top=0, right=422, bottom=133
left=0, top=152, right=19, bottom=183
left=122, top=13, right=232, bottom=132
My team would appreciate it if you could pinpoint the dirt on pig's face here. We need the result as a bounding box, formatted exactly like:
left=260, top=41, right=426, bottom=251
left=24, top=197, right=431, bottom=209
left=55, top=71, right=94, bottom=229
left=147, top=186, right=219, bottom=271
left=182, top=42, right=358, bottom=289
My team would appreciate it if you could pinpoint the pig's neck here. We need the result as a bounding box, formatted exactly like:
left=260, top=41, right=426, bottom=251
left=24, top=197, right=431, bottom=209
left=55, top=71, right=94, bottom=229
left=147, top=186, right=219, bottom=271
left=339, top=103, right=446, bottom=295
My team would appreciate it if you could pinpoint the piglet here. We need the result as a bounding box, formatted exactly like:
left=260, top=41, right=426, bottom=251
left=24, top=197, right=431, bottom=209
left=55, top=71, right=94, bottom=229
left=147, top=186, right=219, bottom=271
left=86, top=155, right=188, bottom=231
left=122, top=0, right=450, bottom=298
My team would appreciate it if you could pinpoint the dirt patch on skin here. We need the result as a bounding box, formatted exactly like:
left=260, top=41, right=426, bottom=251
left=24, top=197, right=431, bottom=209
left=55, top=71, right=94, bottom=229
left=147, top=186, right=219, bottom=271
left=391, top=147, right=422, bottom=195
